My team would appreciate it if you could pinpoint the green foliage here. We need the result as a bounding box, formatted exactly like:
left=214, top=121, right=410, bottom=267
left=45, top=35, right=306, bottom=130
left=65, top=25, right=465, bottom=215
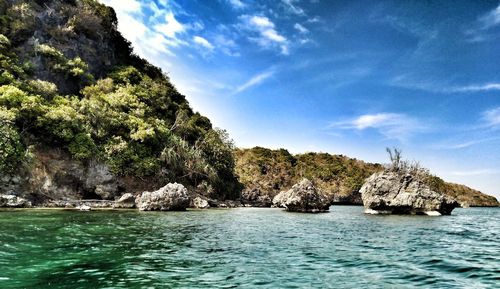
left=235, top=147, right=383, bottom=200
left=0, top=117, right=25, bottom=174
left=0, top=0, right=242, bottom=200
left=27, top=79, right=58, bottom=98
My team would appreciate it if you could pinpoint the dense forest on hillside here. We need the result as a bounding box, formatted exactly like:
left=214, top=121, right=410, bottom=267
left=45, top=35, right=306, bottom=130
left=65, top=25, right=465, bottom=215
left=0, top=0, right=241, bottom=200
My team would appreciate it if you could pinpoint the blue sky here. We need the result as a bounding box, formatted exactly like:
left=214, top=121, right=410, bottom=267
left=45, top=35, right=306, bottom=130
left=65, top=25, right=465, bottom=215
left=99, top=0, right=500, bottom=197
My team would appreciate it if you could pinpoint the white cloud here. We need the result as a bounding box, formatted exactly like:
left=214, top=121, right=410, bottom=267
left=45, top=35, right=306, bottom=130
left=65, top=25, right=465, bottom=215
left=451, top=83, right=500, bottom=92
left=282, top=0, right=305, bottom=16
left=155, top=12, right=186, bottom=39
left=214, top=34, right=240, bottom=56
left=193, top=36, right=214, bottom=50
left=227, top=0, right=246, bottom=9
left=235, top=70, right=275, bottom=93
left=329, top=113, right=423, bottom=141
left=239, top=15, right=289, bottom=55
left=99, top=0, right=141, bottom=13
left=307, top=16, right=321, bottom=23
left=479, top=4, right=500, bottom=29
left=483, top=107, right=500, bottom=128
left=294, top=23, right=309, bottom=33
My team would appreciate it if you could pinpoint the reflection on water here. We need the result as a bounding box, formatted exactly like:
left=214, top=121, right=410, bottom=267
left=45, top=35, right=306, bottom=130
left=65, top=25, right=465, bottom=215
left=0, top=207, right=499, bottom=288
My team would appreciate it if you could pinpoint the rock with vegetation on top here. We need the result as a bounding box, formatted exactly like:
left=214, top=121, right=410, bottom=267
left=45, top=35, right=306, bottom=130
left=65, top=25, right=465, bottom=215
left=136, top=183, right=190, bottom=211
left=272, top=179, right=330, bottom=213
left=360, top=171, right=459, bottom=215
left=113, top=193, right=136, bottom=208
left=0, top=194, right=31, bottom=208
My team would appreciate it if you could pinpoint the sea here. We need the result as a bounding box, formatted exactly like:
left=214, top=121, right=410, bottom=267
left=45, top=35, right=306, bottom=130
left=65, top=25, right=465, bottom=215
left=0, top=206, right=498, bottom=288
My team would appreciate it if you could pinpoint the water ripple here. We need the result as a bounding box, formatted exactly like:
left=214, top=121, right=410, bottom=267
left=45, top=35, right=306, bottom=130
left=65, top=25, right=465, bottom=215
left=0, top=207, right=499, bottom=288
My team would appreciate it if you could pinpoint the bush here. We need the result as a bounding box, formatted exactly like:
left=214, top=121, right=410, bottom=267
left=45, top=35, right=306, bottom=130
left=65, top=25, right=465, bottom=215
left=0, top=120, right=25, bottom=174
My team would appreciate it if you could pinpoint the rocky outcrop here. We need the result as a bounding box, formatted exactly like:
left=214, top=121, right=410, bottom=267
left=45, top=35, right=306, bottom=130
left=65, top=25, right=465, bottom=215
left=113, top=193, right=136, bottom=209
left=360, top=171, right=459, bottom=215
left=272, top=179, right=330, bottom=213
left=136, top=183, right=190, bottom=211
left=0, top=194, right=31, bottom=208
left=241, top=188, right=273, bottom=207
left=192, top=197, right=210, bottom=209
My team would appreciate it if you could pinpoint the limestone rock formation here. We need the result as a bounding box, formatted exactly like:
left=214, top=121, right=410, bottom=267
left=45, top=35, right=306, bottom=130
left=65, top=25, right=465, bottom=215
left=360, top=171, right=459, bottom=215
left=113, top=193, right=136, bottom=209
left=192, top=197, right=210, bottom=209
left=136, top=183, right=190, bottom=211
left=0, top=194, right=31, bottom=208
left=272, top=179, right=330, bottom=213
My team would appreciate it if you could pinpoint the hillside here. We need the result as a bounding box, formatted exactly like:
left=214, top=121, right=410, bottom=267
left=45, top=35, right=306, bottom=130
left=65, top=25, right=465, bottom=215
left=235, top=147, right=499, bottom=207
left=0, top=0, right=241, bottom=204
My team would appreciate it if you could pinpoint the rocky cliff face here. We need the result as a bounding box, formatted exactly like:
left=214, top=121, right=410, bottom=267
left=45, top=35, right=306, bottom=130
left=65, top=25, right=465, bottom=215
left=0, top=147, right=158, bottom=205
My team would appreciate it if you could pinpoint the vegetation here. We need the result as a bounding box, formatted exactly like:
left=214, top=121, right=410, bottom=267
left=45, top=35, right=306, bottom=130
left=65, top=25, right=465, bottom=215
left=234, top=147, right=383, bottom=202
left=0, top=0, right=241, bottom=199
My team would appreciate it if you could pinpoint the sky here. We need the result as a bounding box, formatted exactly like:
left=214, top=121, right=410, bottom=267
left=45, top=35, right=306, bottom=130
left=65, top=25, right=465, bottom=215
left=99, top=0, right=500, bottom=197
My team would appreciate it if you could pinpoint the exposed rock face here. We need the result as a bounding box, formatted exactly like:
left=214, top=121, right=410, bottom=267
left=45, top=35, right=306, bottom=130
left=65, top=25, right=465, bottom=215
left=241, top=188, right=273, bottom=207
left=0, top=194, right=32, bottom=208
left=136, top=183, right=190, bottom=211
left=192, top=197, right=210, bottom=209
left=113, top=193, right=136, bottom=209
left=272, top=179, right=330, bottom=213
left=360, top=171, right=459, bottom=215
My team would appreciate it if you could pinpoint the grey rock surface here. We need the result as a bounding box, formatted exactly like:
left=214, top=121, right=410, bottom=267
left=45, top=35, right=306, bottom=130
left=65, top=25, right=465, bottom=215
left=360, top=171, right=459, bottom=215
left=136, top=183, right=190, bottom=211
left=272, top=179, right=330, bottom=213
left=0, top=194, right=32, bottom=208
left=192, top=197, right=210, bottom=209
left=113, top=193, right=136, bottom=208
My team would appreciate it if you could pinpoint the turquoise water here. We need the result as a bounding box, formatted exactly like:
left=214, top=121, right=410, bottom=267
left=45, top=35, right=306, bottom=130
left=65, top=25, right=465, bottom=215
left=0, top=207, right=498, bottom=289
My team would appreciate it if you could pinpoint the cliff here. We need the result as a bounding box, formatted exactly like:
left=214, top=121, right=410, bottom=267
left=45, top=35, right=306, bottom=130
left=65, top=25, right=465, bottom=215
left=0, top=0, right=241, bottom=205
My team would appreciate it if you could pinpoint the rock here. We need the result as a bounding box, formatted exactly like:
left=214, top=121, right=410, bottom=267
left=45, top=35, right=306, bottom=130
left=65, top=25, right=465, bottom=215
left=241, top=188, right=273, bottom=207
left=136, top=183, right=190, bottom=211
left=360, top=171, right=459, bottom=215
left=272, top=179, right=330, bottom=213
left=192, top=197, right=210, bottom=209
left=76, top=205, right=91, bottom=211
left=113, top=193, right=136, bottom=208
left=0, top=194, right=32, bottom=208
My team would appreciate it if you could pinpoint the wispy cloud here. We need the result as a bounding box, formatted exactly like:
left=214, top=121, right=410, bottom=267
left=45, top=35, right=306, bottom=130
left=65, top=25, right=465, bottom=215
left=235, top=70, right=275, bottom=93
left=432, top=137, right=500, bottom=150
left=479, top=3, right=500, bottom=29
left=281, top=0, right=305, bottom=16
left=483, top=107, right=500, bottom=128
left=227, top=0, right=246, bottom=9
left=451, top=83, right=500, bottom=92
left=451, top=169, right=500, bottom=176
left=294, top=23, right=309, bottom=33
left=391, top=75, right=500, bottom=94
left=155, top=12, right=186, bottom=39
left=238, top=15, right=289, bottom=55
left=101, top=0, right=141, bottom=13
left=329, top=113, right=423, bottom=141
left=193, top=36, right=214, bottom=50
left=465, top=3, right=500, bottom=42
